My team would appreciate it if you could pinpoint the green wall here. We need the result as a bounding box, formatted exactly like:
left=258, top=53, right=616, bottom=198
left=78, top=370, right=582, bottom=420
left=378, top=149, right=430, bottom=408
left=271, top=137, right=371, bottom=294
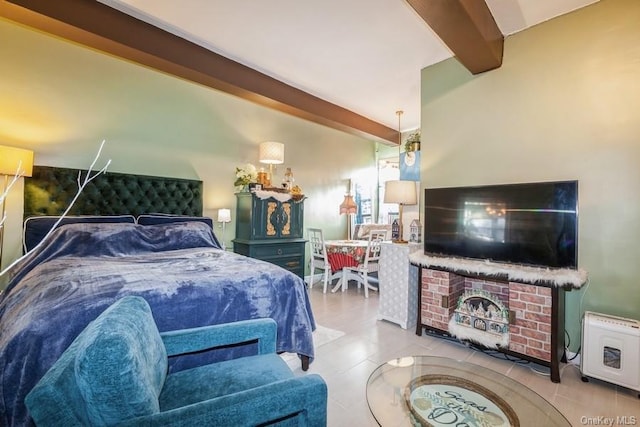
left=0, top=18, right=382, bottom=272
left=419, top=0, right=640, bottom=349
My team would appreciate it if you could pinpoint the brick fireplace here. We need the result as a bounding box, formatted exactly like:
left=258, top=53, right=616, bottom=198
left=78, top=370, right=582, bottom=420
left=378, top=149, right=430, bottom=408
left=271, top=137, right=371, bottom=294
left=421, top=270, right=552, bottom=362
left=409, top=252, right=587, bottom=383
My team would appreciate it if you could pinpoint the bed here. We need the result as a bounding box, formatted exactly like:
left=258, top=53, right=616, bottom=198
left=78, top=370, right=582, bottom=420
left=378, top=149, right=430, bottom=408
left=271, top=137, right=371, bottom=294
left=0, top=167, right=315, bottom=427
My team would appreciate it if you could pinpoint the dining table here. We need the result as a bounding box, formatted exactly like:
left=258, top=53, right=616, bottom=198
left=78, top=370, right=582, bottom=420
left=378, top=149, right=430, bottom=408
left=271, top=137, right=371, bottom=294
left=323, top=239, right=370, bottom=293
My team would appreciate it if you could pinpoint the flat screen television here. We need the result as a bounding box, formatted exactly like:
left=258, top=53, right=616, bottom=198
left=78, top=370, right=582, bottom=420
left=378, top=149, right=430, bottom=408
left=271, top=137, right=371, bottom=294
left=423, top=181, right=578, bottom=268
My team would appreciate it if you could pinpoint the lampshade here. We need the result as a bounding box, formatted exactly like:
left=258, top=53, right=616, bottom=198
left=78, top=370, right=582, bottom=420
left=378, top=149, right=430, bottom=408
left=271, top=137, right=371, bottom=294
left=339, top=194, right=358, bottom=215
left=0, top=145, right=34, bottom=177
left=384, top=180, right=417, bottom=205
left=217, top=208, right=231, bottom=223
left=259, top=141, right=284, bottom=165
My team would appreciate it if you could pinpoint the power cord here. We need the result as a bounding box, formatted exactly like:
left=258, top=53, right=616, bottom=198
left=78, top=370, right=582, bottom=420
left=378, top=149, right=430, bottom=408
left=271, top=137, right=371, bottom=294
left=563, top=277, right=590, bottom=365
left=424, top=328, right=532, bottom=366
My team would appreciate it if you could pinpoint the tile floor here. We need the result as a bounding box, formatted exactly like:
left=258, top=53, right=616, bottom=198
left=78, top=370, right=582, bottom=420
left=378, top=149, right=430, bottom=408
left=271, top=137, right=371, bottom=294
left=286, top=281, right=640, bottom=426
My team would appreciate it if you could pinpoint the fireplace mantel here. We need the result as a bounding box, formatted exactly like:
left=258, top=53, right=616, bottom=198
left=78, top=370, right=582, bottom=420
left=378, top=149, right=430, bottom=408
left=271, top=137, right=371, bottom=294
left=409, top=252, right=587, bottom=289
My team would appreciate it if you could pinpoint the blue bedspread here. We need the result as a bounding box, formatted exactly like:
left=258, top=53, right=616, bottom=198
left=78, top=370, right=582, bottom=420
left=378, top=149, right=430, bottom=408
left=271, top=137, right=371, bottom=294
left=0, top=222, right=315, bottom=426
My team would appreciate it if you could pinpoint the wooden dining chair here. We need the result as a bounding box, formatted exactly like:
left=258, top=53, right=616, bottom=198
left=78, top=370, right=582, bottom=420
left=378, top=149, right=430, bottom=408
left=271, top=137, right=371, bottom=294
left=343, top=229, right=386, bottom=298
left=307, top=228, right=331, bottom=293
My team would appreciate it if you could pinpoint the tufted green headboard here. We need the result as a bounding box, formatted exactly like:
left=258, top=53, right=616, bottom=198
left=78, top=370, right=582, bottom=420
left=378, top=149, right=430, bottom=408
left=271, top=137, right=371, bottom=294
left=24, top=166, right=203, bottom=218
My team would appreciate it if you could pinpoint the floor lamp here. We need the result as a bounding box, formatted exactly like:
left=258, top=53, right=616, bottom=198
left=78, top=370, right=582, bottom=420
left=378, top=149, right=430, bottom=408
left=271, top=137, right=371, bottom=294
left=217, top=208, right=231, bottom=250
left=384, top=180, right=416, bottom=243
left=339, top=193, right=358, bottom=240
left=0, top=145, right=34, bottom=268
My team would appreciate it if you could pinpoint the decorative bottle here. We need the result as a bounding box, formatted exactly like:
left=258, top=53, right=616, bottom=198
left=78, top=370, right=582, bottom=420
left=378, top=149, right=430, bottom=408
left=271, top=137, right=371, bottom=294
left=283, top=167, right=294, bottom=190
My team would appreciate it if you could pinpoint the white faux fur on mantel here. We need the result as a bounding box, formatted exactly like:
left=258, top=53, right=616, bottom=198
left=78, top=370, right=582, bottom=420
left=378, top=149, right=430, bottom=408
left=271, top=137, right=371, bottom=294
left=408, top=252, right=588, bottom=289
left=448, top=317, right=509, bottom=349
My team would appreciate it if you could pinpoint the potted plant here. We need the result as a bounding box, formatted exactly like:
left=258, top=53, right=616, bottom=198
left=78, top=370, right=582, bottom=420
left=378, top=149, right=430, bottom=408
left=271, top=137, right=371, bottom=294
left=405, top=130, right=420, bottom=152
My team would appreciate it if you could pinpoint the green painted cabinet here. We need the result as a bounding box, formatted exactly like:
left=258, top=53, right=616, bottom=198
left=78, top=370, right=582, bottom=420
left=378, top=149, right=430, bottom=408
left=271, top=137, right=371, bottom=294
left=233, top=192, right=306, bottom=278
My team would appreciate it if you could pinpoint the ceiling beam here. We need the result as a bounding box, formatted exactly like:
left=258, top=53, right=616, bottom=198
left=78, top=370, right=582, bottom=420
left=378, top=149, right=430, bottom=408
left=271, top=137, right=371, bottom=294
left=1, top=0, right=399, bottom=144
left=406, top=0, right=503, bottom=74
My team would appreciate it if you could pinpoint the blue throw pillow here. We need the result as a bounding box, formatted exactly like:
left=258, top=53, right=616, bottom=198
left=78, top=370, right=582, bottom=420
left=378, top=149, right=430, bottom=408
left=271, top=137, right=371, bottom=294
left=23, top=215, right=136, bottom=252
left=137, top=215, right=222, bottom=248
left=136, top=214, right=213, bottom=228
left=74, top=296, right=168, bottom=425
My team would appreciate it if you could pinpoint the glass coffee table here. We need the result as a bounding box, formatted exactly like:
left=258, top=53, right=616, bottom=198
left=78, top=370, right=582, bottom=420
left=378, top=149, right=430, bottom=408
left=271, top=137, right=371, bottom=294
left=366, top=356, right=570, bottom=427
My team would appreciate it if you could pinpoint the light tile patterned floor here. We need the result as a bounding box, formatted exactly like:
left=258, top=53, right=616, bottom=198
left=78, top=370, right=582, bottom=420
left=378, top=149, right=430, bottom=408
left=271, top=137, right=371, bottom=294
left=286, top=281, right=640, bottom=426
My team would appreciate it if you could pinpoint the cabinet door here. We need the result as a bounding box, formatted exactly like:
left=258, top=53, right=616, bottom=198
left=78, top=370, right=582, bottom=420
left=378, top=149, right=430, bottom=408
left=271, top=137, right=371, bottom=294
left=283, top=200, right=304, bottom=238
left=251, top=198, right=280, bottom=239
left=251, top=198, right=304, bottom=239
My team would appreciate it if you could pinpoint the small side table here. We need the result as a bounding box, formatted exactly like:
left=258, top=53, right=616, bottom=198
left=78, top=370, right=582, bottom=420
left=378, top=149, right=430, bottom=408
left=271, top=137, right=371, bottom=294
left=378, top=242, right=421, bottom=329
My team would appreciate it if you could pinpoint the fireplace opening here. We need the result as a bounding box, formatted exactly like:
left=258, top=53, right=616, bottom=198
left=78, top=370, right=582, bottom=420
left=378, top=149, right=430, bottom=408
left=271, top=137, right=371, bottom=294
left=448, top=289, right=510, bottom=349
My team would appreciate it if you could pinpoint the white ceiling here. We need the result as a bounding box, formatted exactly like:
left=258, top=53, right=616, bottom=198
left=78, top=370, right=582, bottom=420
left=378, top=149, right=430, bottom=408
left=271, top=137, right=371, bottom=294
left=98, top=0, right=598, bottom=133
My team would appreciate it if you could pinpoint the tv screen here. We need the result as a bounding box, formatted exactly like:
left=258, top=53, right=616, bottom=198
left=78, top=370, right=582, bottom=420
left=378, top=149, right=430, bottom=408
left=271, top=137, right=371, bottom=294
left=423, top=181, right=578, bottom=268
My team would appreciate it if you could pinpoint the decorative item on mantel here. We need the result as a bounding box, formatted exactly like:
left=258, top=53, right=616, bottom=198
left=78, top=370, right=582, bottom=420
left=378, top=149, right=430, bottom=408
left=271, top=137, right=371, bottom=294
left=449, top=289, right=510, bottom=349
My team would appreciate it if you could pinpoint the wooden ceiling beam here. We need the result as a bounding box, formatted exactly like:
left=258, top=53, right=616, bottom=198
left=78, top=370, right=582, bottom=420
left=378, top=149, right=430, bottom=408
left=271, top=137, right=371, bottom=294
left=406, top=0, right=503, bottom=74
left=1, top=0, right=399, bottom=144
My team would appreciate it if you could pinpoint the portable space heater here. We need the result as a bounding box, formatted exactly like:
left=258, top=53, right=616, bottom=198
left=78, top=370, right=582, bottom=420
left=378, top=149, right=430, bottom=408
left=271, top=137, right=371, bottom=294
left=581, top=311, right=640, bottom=393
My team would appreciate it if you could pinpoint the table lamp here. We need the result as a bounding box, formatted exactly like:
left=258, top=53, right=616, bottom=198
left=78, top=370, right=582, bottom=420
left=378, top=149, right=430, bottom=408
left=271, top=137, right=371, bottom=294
left=339, top=193, right=358, bottom=240
left=217, top=208, right=231, bottom=250
left=259, top=141, right=284, bottom=186
left=384, top=180, right=416, bottom=243
left=0, top=145, right=34, bottom=266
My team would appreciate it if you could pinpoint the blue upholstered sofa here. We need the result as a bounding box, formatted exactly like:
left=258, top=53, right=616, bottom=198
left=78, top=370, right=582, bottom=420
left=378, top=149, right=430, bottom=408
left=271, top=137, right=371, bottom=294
left=25, top=296, right=327, bottom=426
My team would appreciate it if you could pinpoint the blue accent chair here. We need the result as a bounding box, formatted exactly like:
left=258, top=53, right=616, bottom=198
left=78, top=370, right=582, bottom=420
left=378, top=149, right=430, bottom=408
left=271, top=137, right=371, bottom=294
left=25, top=296, right=327, bottom=426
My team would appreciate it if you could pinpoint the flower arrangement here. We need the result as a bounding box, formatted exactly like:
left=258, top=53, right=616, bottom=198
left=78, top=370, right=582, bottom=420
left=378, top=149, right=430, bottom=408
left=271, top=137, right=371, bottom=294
left=234, top=163, right=258, bottom=187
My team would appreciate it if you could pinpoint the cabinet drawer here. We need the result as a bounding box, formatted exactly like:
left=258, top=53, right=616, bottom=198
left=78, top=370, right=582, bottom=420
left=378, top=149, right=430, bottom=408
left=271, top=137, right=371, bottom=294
left=251, top=243, right=304, bottom=258
left=267, top=256, right=303, bottom=271
left=232, top=238, right=306, bottom=279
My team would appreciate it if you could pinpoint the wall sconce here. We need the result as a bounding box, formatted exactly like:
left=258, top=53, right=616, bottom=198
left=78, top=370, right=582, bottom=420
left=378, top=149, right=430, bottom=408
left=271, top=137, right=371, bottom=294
left=217, top=208, right=231, bottom=250
left=0, top=145, right=34, bottom=266
left=259, top=141, right=284, bottom=186
left=383, top=180, right=416, bottom=243
left=339, top=193, right=358, bottom=240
